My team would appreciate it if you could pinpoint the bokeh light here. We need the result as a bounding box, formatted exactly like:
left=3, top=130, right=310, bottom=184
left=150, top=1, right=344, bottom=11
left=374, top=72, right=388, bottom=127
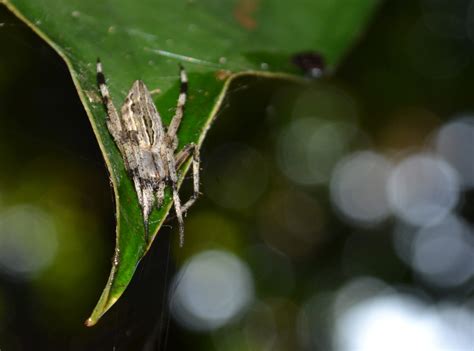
left=297, top=293, right=334, bottom=350
left=171, top=250, right=254, bottom=331
left=334, top=292, right=474, bottom=351
left=241, top=301, right=277, bottom=351
left=330, top=151, right=393, bottom=226
left=411, top=214, right=474, bottom=288
left=392, top=214, right=474, bottom=290
left=387, top=154, right=460, bottom=227
left=0, top=205, right=57, bottom=280
left=435, top=302, right=474, bottom=349
left=277, top=118, right=358, bottom=185
left=434, top=116, right=474, bottom=188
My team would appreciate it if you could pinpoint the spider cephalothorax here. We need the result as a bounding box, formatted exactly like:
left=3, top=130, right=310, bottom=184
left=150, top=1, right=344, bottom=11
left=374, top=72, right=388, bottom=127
left=96, top=59, right=200, bottom=246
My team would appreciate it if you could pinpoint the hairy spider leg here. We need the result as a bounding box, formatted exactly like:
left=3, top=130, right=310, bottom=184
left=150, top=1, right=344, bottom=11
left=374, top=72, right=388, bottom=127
left=164, top=64, right=190, bottom=246
left=156, top=181, right=166, bottom=208
left=97, top=59, right=146, bottom=210
left=165, top=147, right=186, bottom=246
left=175, top=143, right=201, bottom=213
left=96, top=59, right=124, bottom=152
left=166, top=66, right=201, bottom=243
left=175, top=143, right=194, bottom=167
left=166, top=64, right=188, bottom=143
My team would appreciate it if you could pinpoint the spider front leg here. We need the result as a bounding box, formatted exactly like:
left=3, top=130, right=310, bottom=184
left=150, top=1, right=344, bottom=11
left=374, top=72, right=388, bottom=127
left=166, top=64, right=188, bottom=141
left=97, top=59, right=148, bottom=234
left=96, top=59, right=124, bottom=147
left=175, top=143, right=201, bottom=213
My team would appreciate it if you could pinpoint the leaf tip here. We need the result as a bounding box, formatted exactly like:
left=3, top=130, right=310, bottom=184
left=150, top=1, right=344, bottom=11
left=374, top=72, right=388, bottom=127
left=84, top=317, right=96, bottom=327
left=85, top=293, right=121, bottom=327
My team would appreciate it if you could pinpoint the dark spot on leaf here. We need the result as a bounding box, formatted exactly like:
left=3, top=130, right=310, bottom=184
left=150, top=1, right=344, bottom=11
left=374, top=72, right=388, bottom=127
left=291, top=51, right=325, bottom=78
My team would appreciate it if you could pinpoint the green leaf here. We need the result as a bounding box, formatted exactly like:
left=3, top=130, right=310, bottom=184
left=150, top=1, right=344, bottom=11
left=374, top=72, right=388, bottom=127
left=1, top=0, right=380, bottom=326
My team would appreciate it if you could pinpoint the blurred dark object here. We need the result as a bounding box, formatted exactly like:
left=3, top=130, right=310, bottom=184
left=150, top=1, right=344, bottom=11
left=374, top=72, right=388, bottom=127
left=291, top=51, right=326, bottom=78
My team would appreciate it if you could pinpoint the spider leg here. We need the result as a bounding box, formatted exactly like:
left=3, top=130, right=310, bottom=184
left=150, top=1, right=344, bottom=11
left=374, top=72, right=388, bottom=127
left=98, top=60, right=151, bottom=241
left=166, top=64, right=188, bottom=142
left=175, top=143, right=201, bottom=214
left=155, top=181, right=166, bottom=208
left=175, top=143, right=194, bottom=168
left=165, top=148, right=186, bottom=247
left=96, top=59, right=124, bottom=148
left=133, top=175, right=153, bottom=241
left=172, top=185, right=185, bottom=247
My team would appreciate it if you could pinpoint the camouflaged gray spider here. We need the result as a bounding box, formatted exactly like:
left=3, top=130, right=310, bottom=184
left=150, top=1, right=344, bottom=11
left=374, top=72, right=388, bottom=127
left=96, top=59, right=200, bottom=246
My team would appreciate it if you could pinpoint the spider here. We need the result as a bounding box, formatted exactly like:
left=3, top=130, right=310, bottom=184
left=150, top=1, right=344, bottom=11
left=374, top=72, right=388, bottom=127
left=96, top=59, right=200, bottom=246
